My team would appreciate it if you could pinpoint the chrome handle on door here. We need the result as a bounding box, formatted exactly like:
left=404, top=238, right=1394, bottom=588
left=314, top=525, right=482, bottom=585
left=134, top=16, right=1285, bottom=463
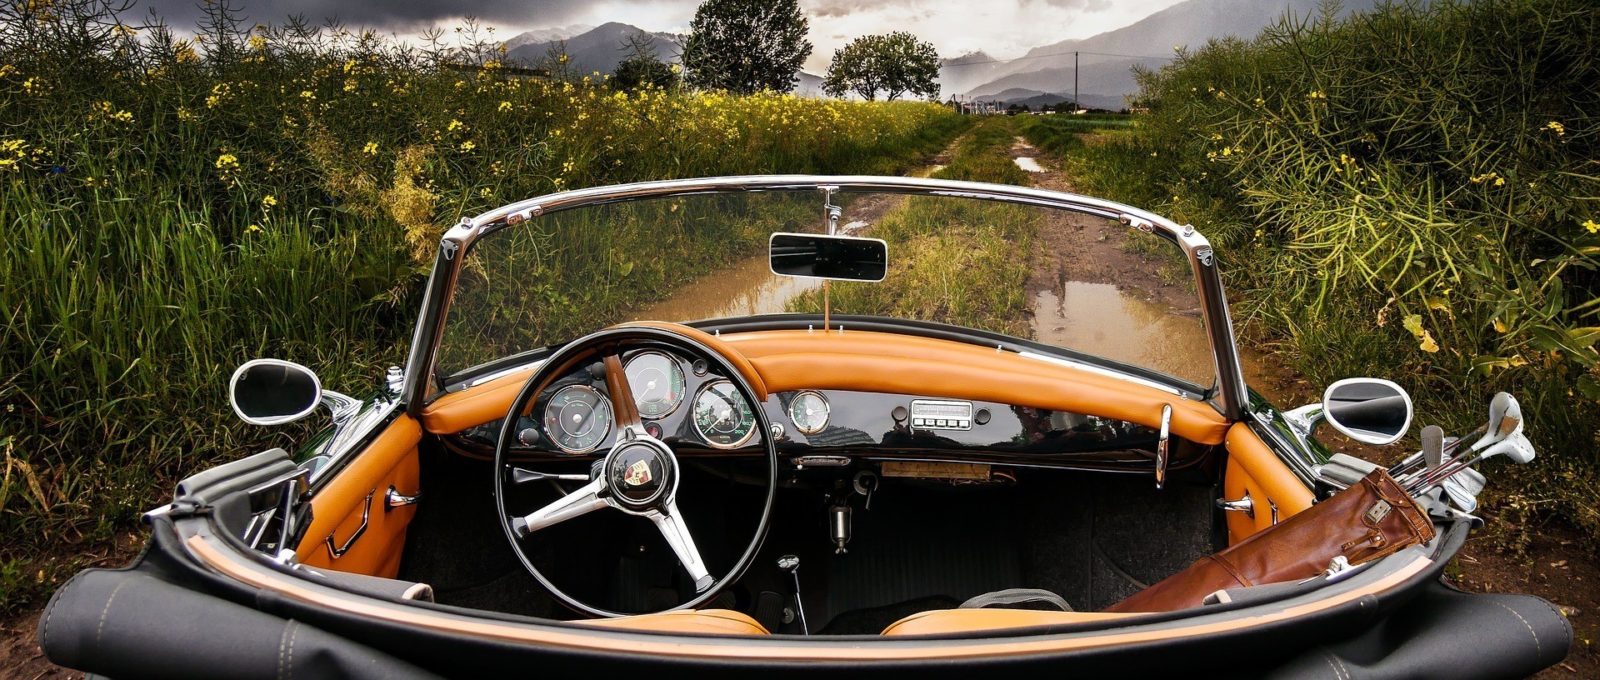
left=325, top=491, right=373, bottom=559
left=1216, top=492, right=1255, bottom=519
left=385, top=485, right=421, bottom=510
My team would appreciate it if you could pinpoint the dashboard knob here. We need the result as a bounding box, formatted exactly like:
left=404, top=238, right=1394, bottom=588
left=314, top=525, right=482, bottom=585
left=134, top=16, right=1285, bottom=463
left=891, top=406, right=908, bottom=422
left=518, top=427, right=541, bottom=446
left=975, top=408, right=992, bottom=426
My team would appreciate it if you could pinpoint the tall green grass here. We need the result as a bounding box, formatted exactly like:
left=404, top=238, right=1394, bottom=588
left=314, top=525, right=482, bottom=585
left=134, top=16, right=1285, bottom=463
left=0, top=1, right=964, bottom=611
left=1063, top=0, right=1600, bottom=550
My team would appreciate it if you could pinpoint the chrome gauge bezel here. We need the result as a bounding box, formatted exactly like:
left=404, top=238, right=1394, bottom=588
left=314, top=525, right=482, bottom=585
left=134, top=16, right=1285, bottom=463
left=542, top=384, right=614, bottom=455
left=788, top=390, right=831, bottom=435
left=623, top=350, right=687, bottom=419
left=692, top=379, right=757, bottom=449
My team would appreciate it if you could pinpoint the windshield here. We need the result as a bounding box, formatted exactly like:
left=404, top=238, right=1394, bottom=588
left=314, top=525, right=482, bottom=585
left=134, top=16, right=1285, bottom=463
left=438, top=189, right=1215, bottom=392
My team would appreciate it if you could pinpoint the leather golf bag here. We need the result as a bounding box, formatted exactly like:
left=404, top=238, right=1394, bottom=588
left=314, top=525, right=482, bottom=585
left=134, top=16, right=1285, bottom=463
left=1106, top=470, right=1435, bottom=613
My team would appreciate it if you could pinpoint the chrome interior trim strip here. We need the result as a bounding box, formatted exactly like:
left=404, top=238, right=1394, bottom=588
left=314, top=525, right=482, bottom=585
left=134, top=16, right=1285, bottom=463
left=1017, top=351, right=1187, bottom=397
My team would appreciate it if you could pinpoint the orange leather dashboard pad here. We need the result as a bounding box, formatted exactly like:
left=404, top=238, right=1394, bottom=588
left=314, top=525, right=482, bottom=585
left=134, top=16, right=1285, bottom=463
left=724, top=330, right=1229, bottom=445
left=421, top=326, right=1230, bottom=446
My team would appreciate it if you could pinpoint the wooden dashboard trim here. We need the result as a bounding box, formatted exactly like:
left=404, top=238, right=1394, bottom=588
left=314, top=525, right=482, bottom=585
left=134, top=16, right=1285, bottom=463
left=419, top=327, right=1230, bottom=445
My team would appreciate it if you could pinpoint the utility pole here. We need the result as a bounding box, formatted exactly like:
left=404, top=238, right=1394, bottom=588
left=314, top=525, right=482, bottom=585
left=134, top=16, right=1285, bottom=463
left=1073, top=51, right=1079, bottom=112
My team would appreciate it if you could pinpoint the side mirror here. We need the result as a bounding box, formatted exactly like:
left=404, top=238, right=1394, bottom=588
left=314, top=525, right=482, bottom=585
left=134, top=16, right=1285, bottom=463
left=229, top=359, right=323, bottom=425
left=769, top=232, right=888, bottom=282
left=1286, top=378, right=1413, bottom=446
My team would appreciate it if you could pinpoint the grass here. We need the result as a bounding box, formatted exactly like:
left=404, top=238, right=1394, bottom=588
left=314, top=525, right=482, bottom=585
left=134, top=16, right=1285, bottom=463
left=1056, top=0, right=1600, bottom=553
left=791, top=117, right=1038, bottom=335
left=0, top=2, right=966, bottom=612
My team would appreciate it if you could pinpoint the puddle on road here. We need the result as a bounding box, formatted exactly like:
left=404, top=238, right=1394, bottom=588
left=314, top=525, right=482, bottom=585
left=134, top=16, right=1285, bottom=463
left=625, top=254, right=820, bottom=323
left=1013, top=157, right=1046, bottom=173
left=1031, top=280, right=1215, bottom=387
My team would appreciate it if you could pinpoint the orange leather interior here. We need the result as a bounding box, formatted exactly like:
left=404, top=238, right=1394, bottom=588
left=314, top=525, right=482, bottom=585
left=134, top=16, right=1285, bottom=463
left=297, top=415, right=423, bottom=577
left=1222, top=423, right=1315, bottom=544
left=575, top=609, right=770, bottom=636
left=421, top=326, right=1230, bottom=446
left=880, top=609, right=1137, bottom=636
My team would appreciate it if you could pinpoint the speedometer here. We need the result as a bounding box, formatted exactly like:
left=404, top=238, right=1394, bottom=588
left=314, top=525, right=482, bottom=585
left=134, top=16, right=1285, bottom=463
left=692, top=380, right=756, bottom=449
left=542, top=384, right=612, bottom=454
left=625, top=351, right=686, bottom=418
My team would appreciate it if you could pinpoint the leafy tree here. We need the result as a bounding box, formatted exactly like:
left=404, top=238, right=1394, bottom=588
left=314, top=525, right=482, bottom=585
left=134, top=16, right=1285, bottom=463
left=681, top=0, right=811, bottom=94
left=823, top=32, right=939, bottom=102
left=613, top=32, right=678, bottom=91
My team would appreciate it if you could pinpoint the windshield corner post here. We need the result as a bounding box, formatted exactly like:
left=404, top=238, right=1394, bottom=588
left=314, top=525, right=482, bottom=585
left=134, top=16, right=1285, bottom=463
left=402, top=219, right=475, bottom=416
left=1193, top=243, right=1249, bottom=421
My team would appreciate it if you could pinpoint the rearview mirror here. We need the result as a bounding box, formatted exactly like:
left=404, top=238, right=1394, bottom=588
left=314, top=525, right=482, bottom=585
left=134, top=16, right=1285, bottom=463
left=1320, top=378, right=1413, bottom=445
left=229, top=359, right=323, bottom=425
left=769, top=232, right=888, bottom=282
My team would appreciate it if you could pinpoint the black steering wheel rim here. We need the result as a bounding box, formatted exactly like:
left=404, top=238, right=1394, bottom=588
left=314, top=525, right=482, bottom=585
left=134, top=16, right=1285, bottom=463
left=491, top=325, right=778, bottom=618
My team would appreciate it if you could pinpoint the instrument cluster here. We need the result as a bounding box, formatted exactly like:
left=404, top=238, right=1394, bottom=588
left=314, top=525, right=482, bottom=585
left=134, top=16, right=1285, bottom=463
left=519, top=348, right=774, bottom=456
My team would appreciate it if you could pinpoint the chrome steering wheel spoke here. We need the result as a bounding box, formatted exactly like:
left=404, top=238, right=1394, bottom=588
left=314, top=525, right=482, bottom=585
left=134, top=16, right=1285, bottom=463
left=648, top=498, right=714, bottom=593
left=511, top=477, right=609, bottom=536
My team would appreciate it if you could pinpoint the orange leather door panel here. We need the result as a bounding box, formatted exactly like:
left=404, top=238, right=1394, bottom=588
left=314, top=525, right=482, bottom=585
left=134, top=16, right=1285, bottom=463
left=296, top=415, right=422, bottom=577
left=1222, top=423, right=1315, bottom=544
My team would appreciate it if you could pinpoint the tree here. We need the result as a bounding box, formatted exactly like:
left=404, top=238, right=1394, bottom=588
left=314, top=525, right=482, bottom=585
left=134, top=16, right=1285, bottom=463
left=681, top=0, right=811, bottom=94
left=823, top=32, right=940, bottom=102
left=613, top=32, right=678, bottom=91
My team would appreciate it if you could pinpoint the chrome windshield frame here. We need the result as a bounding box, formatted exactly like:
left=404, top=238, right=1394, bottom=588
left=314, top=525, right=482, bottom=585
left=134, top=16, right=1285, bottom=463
left=400, top=175, right=1249, bottom=420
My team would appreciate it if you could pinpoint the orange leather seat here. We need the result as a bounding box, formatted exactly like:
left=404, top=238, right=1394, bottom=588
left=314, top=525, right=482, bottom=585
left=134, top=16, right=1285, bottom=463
left=575, top=609, right=770, bottom=636
left=880, top=609, right=1137, bottom=636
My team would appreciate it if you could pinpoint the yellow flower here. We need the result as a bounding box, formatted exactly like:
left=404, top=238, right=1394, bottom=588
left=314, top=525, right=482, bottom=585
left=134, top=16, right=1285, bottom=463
left=261, top=195, right=278, bottom=209
left=447, top=119, right=464, bottom=132
left=362, top=141, right=379, bottom=156
left=245, top=224, right=263, bottom=234
left=0, top=64, right=14, bottom=78
left=458, top=140, right=476, bottom=152
left=1544, top=120, right=1566, bottom=136
left=214, top=153, right=239, bottom=170
left=498, top=101, right=512, bottom=112
left=1583, top=219, right=1600, bottom=234
left=1307, top=90, right=1326, bottom=100
left=299, top=90, right=315, bottom=100
left=343, top=78, right=358, bottom=93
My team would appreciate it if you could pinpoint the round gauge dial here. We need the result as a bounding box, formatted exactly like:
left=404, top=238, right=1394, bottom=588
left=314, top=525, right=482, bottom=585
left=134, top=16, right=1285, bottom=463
left=692, top=380, right=756, bottom=449
left=788, top=391, right=830, bottom=435
left=541, top=384, right=613, bottom=454
left=624, top=351, right=686, bottom=418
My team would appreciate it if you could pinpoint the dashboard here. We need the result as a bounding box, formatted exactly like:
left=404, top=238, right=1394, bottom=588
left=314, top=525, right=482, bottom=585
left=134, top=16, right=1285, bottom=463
left=450, top=347, right=1196, bottom=473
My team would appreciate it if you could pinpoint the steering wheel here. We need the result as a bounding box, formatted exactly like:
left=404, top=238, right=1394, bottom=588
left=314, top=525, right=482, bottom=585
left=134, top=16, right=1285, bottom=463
left=492, top=325, right=778, bottom=617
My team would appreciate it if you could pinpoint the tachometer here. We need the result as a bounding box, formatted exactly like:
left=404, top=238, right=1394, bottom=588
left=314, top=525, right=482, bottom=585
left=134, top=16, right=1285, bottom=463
left=692, top=380, right=756, bottom=449
left=542, top=384, right=613, bottom=454
left=788, top=391, right=830, bottom=435
left=625, top=351, right=686, bottom=418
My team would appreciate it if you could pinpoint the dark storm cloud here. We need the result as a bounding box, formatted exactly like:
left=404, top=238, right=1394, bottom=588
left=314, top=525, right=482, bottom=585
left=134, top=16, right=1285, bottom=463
left=137, top=0, right=593, bottom=32
left=806, top=0, right=1105, bottom=19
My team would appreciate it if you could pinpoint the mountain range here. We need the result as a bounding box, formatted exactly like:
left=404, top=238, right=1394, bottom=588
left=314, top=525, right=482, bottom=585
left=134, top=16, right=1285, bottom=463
left=502, top=21, right=825, bottom=96
left=500, top=0, right=1383, bottom=106
left=945, top=0, right=1382, bottom=108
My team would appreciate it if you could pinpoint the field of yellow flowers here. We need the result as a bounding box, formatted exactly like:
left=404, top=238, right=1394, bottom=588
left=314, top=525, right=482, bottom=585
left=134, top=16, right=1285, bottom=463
left=0, top=7, right=964, bottom=611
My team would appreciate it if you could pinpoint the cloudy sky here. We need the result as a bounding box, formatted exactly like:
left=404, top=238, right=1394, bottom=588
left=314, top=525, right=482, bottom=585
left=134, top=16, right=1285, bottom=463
left=141, top=0, right=1188, bottom=71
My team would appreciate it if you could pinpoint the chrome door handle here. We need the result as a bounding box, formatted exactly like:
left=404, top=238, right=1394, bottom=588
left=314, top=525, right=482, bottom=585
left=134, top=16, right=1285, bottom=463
left=325, top=491, right=373, bottom=559
left=385, top=485, right=421, bottom=510
left=1216, top=493, right=1255, bottom=519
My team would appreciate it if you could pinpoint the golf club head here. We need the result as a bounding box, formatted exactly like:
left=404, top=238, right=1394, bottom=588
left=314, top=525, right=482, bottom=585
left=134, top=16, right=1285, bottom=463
left=1452, top=466, right=1487, bottom=496
left=1441, top=477, right=1479, bottom=514
left=1421, top=425, right=1444, bottom=471
left=1470, top=392, right=1518, bottom=451
left=1481, top=431, right=1536, bottom=465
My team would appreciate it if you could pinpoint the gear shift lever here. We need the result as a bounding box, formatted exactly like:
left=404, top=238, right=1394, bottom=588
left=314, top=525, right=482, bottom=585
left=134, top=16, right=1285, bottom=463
left=777, top=554, right=809, bottom=634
